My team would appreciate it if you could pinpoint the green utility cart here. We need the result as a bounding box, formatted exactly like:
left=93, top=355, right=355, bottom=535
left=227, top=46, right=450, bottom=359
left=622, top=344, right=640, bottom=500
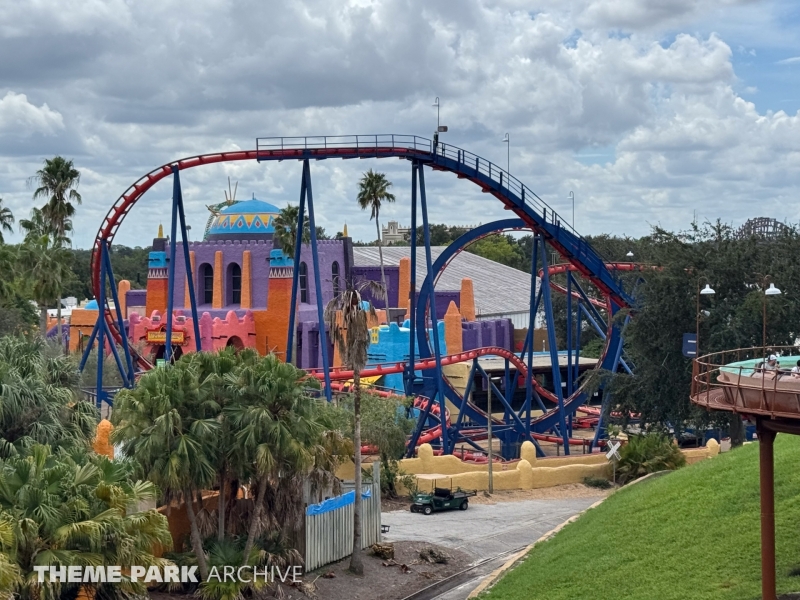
left=410, top=486, right=477, bottom=515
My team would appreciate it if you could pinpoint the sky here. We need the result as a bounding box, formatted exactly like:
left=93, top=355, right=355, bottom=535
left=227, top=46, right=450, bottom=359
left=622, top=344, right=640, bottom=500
left=0, top=0, right=799, bottom=248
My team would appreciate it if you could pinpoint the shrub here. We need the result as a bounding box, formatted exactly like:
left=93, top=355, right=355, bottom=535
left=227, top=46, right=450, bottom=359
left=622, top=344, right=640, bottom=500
left=583, top=476, right=612, bottom=489
left=615, top=434, right=686, bottom=484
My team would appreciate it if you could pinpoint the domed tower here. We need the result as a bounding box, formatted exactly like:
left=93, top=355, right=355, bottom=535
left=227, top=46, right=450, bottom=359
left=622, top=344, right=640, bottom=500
left=205, top=198, right=280, bottom=241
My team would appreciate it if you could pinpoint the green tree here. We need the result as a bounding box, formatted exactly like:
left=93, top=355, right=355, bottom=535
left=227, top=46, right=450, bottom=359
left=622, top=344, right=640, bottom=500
left=0, top=444, right=171, bottom=600
left=226, top=353, right=324, bottom=567
left=29, top=156, right=82, bottom=241
left=29, top=156, right=82, bottom=348
left=112, top=350, right=342, bottom=591
left=324, top=282, right=379, bottom=575
left=468, top=234, right=525, bottom=269
left=18, top=233, right=72, bottom=333
left=593, top=221, right=800, bottom=444
left=272, top=204, right=329, bottom=258
left=111, top=361, right=216, bottom=579
left=0, top=198, right=13, bottom=244
left=339, top=393, right=415, bottom=498
left=191, top=347, right=251, bottom=543
left=0, top=336, right=96, bottom=458
left=357, top=169, right=395, bottom=309
left=0, top=245, right=38, bottom=336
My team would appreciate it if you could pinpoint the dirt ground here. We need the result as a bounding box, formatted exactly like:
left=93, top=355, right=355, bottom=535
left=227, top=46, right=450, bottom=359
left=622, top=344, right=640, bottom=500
left=301, top=540, right=471, bottom=600
left=382, top=483, right=611, bottom=511
left=149, top=485, right=606, bottom=600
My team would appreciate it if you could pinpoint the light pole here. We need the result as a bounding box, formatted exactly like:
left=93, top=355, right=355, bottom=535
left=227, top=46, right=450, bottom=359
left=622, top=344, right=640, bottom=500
left=697, top=281, right=715, bottom=357
left=502, top=133, right=509, bottom=173
left=763, top=281, right=781, bottom=349
left=568, top=191, right=575, bottom=229
left=433, top=97, right=440, bottom=131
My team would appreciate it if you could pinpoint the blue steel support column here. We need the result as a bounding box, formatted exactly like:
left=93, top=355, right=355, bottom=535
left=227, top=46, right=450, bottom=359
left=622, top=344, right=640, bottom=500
left=525, top=236, right=543, bottom=426
left=406, top=163, right=418, bottom=396
left=574, top=292, right=582, bottom=398
left=102, top=242, right=134, bottom=385
left=95, top=243, right=107, bottom=408
left=566, top=271, right=574, bottom=438
left=78, top=321, right=99, bottom=373
left=417, top=164, right=448, bottom=453
left=303, top=160, right=332, bottom=402
left=591, top=311, right=628, bottom=450
left=172, top=166, right=202, bottom=352
left=540, top=236, right=570, bottom=454
left=566, top=269, right=573, bottom=398
left=164, top=168, right=180, bottom=364
left=285, top=166, right=307, bottom=364
left=448, top=357, right=480, bottom=454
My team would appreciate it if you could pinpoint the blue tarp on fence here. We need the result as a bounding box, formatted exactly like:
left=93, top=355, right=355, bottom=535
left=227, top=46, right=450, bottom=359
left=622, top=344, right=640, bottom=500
left=306, top=488, right=373, bottom=516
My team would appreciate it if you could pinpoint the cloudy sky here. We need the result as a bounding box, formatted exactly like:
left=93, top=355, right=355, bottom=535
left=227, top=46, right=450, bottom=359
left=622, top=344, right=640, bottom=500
left=1, top=0, right=798, bottom=249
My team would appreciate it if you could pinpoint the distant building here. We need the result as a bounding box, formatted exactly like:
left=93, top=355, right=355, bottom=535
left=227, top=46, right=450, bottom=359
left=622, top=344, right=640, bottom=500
left=381, top=221, right=477, bottom=244
left=381, top=221, right=410, bottom=244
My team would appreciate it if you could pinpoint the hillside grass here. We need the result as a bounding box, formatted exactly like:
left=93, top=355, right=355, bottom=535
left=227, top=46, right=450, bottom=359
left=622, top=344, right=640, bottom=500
left=483, top=435, right=800, bottom=600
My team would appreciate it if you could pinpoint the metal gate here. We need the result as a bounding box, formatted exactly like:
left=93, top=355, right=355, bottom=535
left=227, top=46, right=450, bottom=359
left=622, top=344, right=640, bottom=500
left=304, top=462, right=382, bottom=572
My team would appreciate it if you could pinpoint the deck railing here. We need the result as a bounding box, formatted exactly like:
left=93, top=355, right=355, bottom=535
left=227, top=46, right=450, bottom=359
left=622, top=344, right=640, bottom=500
left=692, top=346, right=800, bottom=417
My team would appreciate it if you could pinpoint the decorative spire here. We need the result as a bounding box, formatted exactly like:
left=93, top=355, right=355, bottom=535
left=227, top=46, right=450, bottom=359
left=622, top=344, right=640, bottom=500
left=157, top=223, right=164, bottom=238
left=343, top=223, right=349, bottom=238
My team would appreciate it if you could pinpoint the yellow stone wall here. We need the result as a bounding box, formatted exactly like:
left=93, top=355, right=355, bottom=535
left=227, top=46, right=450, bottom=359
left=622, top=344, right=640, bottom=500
left=358, top=439, right=722, bottom=494
left=334, top=440, right=721, bottom=493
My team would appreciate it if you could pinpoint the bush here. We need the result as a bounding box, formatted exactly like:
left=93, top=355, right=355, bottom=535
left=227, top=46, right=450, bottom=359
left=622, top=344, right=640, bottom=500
left=583, top=476, right=612, bottom=489
left=615, top=434, right=686, bottom=484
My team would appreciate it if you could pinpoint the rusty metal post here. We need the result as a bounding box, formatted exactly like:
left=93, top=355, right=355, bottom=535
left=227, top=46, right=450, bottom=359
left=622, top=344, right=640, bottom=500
left=758, top=420, right=777, bottom=600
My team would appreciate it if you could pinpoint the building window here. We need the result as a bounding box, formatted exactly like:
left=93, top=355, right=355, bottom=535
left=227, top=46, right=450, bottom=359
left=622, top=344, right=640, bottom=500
left=299, top=262, right=308, bottom=303
left=332, top=261, right=340, bottom=296
left=201, top=264, right=213, bottom=304
left=228, top=263, right=242, bottom=305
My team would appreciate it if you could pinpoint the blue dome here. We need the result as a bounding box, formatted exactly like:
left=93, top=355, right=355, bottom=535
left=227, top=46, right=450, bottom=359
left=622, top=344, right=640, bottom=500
left=206, top=199, right=281, bottom=240
left=85, top=299, right=98, bottom=309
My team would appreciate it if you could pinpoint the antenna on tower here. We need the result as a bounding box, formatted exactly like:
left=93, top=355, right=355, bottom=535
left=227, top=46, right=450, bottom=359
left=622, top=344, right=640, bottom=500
left=224, top=177, right=238, bottom=205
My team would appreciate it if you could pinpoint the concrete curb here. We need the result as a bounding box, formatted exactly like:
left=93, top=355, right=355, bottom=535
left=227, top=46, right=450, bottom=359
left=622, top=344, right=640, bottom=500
left=466, top=496, right=605, bottom=598
left=466, top=473, right=671, bottom=598
left=467, top=471, right=672, bottom=600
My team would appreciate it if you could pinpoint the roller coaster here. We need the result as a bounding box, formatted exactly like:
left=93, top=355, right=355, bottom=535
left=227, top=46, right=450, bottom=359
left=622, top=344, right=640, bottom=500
left=81, top=134, right=639, bottom=459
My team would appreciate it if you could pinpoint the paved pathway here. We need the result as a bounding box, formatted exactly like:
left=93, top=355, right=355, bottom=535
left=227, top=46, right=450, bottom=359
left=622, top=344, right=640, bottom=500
left=382, top=496, right=601, bottom=599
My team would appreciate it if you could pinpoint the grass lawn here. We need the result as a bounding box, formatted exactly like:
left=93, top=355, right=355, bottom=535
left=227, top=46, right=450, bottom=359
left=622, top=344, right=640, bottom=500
left=482, top=435, right=800, bottom=600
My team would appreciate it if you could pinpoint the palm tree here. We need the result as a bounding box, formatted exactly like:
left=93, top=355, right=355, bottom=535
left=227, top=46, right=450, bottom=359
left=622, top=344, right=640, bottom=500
left=0, top=443, right=172, bottom=600
left=29, top=156, right=82, bottom=349
left=0, top=336, right=96, bottom=458
left=19, top=206, right=70, bottom=246
left=324, top=281, right=379, bottom=575
left=18, top=233, right=71, bottom=334
left=273, top=204, right=310, bottom=258
left=0, top=516, right=21, bottom=600
left=29, top=156, right=82, bottom=239
left=111, top=361, right=218, bottom=579
left=357, top=170, right=395, bottom=310
left=226, top=353, right=322, bottom=567
left=0, top=198, right=13, bottom=244
left=191, top=347, right=255, bottom=542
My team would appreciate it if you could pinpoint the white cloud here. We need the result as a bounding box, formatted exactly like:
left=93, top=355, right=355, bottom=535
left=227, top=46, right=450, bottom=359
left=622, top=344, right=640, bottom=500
left=777, top=56, right=800, bottom=64
left=0, top=92, right=64, bottom=136
left=0, top=0, right=796, bottom=247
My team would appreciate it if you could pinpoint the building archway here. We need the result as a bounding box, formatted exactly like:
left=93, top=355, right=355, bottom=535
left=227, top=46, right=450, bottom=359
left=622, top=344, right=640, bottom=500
left=226, top=335, right=244, bottom=351
left=153, top=344, right=184, bottom=363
